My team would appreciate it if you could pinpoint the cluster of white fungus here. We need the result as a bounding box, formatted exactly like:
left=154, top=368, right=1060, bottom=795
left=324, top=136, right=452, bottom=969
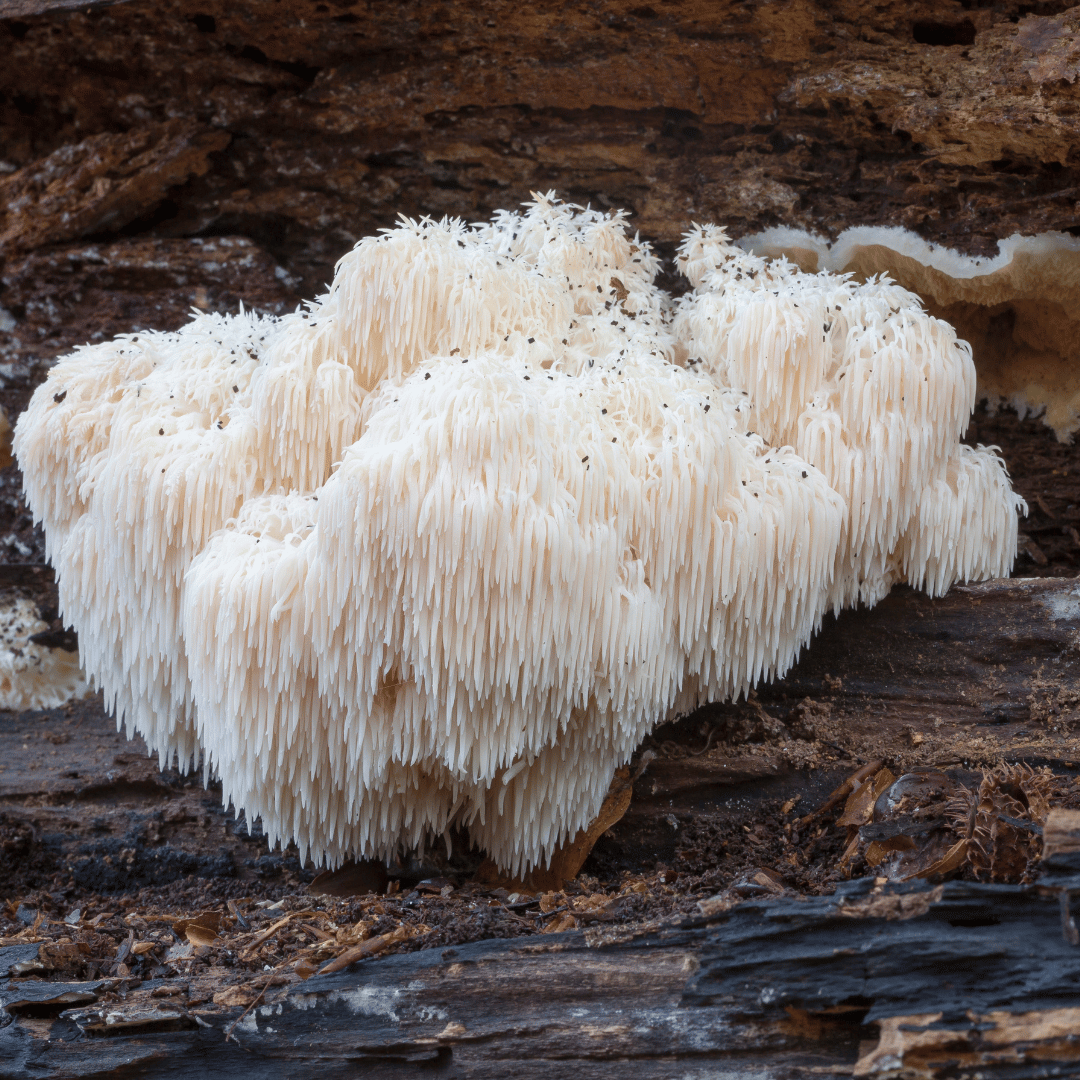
left=0, top=597, right=88, bottom=711
left=13, top=196, right=1024, bottom=875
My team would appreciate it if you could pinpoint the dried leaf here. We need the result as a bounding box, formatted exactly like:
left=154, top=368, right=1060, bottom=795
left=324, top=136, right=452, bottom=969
left=909, top=838, right=969, bottom=880
left=837, top=768, right=896, bottom=827
left=172, top=910, right=223, bottom=940
left=185, top=924, right=219, bottom=948
left=801, top=760, right=883, bottom=827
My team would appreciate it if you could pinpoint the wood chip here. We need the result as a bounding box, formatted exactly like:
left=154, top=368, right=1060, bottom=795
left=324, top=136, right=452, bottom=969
left=837, top=767, right=896, bottom=828
left=184, top=924, right=219, bottom=948
left=317, top=925, right=411, bottom=975
left=799, top=761, right=883, bottom=827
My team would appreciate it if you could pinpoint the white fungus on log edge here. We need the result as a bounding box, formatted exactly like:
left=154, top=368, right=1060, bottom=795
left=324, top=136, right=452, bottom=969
left=13, top=195, right=1025, bottom=876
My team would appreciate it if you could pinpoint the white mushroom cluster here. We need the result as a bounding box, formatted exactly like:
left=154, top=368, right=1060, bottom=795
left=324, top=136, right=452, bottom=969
left=14, top=196, right=1024, bottom=875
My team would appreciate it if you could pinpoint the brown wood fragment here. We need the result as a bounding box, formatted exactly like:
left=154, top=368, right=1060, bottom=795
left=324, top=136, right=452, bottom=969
left=317, top=925, right=411, bottom=976
left=1043, top=809, right=1080, bottom=861
left=477, top=765, right=635, bottom=892
left=856, top=1008, right=1080, bottom=1077
left=800, top=762, right=884, bottom=829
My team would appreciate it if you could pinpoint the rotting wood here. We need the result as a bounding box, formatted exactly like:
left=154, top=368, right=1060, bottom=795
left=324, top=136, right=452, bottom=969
left=3, top=867, right=1079, bottom=1079
left=593, top=576, right=1080, bottom=879
left=1, top=575, right=1076, bottom=902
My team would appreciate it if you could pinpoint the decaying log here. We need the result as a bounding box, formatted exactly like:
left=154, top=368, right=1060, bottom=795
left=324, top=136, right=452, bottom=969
left=3, top=856, right=1079, bottom=1078
left=2, top=575, right=1076, bottom=897
left=599, top=576, right=1080, bottom=876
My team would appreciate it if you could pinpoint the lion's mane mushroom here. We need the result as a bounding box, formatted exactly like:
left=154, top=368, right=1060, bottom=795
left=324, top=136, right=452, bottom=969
left=673, top=226, right=1025, bottom=610
left=13, top=195, right=1023, bottom=876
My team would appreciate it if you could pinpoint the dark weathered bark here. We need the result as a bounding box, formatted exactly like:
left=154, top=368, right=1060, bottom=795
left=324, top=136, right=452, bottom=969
left=599, top=576, right=1080, bottom=876
left=1, top=575, right=1076, bottom=897
left=3, top=858, right=1080, bottom=1078
left=1, top=576, right=1078, bottom=1076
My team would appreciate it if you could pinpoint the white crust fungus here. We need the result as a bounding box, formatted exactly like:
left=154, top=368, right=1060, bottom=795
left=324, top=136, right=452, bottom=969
left=740, top=225, right=1080, bottom=442
left=14, top=196, right=1024, bottom=875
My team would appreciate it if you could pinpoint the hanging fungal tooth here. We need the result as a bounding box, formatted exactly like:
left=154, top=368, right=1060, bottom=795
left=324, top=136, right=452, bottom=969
left=13, top=194, right=1023, bottom=879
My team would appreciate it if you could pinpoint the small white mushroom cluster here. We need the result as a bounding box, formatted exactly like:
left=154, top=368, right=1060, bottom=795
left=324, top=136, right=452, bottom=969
left=14, top=196, right=1024, bottom=875
left=0, top=597, right=88, bottom=711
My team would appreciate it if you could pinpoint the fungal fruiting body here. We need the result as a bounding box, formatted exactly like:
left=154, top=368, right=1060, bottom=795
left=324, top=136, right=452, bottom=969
left=14, top=196, right=1024, bottom=876
left=0, top=597, right=88, bottom=711
left=739, top=225, right=1080, bottom=442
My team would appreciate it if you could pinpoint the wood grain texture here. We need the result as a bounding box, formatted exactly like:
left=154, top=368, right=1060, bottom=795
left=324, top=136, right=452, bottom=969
left=3, top=870, right=1079, bottom=1078
left=3, top=0, right=1080, bottom=299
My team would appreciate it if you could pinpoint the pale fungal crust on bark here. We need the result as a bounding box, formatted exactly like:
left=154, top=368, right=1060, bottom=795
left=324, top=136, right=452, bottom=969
left=741, top=225, right=1080, bottom=442
left=0, top=597, right=88, bottom=711
left=13, top=196, right=1024, bottom=875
